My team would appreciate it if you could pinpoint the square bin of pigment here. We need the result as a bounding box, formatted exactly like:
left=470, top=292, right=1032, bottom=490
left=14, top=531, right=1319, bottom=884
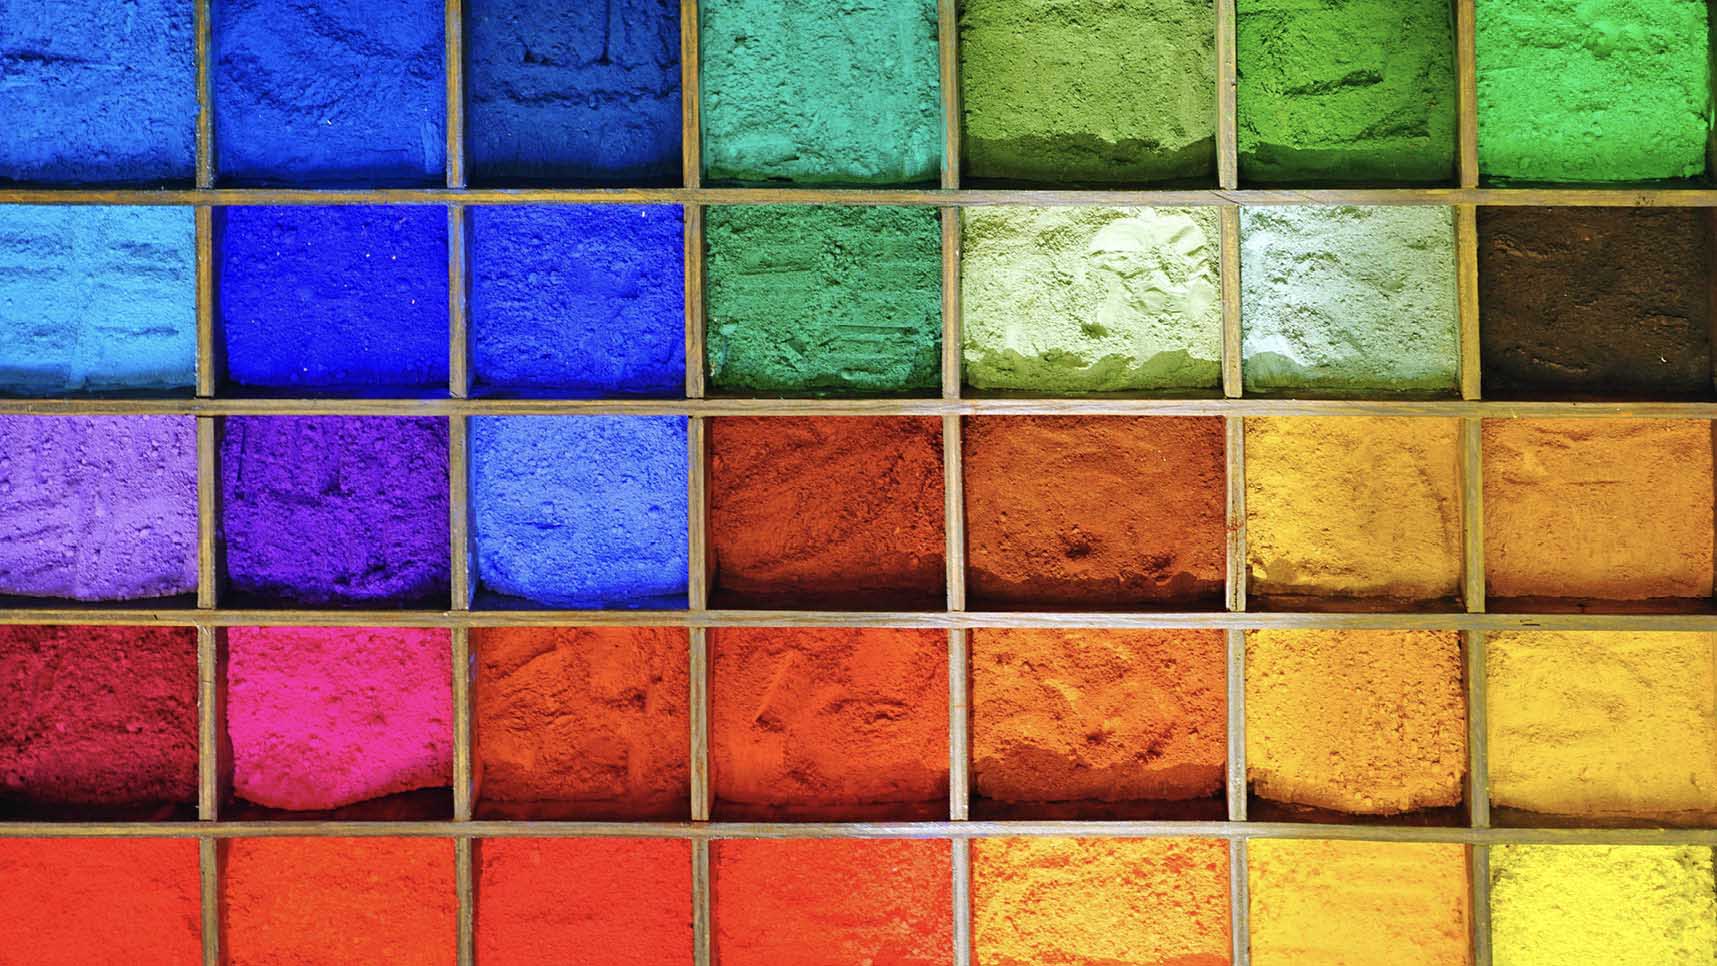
left=1489, top=845, right=1717, bottom=963
left=0, top=839, right=202, bottom=964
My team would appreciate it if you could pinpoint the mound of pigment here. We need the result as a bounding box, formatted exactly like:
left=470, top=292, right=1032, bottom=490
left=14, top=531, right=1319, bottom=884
left=474, top=627, right=689, bottom=819
left=960, top=0, right=1215, bottom=184
left=698, top=0, right=941, bottom=185
left=971, top=628, right=1226, bottom=808
left=1482, top=419, right=1714, bottom=601
left=1475, top=0, right=1711, bottom=182
left=1240, top=206, right=1459, bottom=393
left=708, top=417, right=945, bottom=608
left=0, top=415, right=196, bottom=602
left=1246, top=417, right=1462, bottom=603
left=704, top=206, right=941, bottom=394
left=212, top=0, right=445, bottom=186
left=0, top=838, right=200, bottom=965
left=1478, top=208, right=1714, bottom=399
left=216, top=207, right=448, bottom=395
left=964, top=416, right=1225, bottom=607
left=471, top=416, right=688, bottom=608
left=466, top=0, right=681, bottom=185
left=1489, top=845, right=1717, bottom=966
left=1487, top=631, right=1717, bottom=823
left=477, top=838, right=692, bottom=966
left=972, top=837, right=1230, bottom=966
left=712, top=839, right=952, bottom=966
left=1246, top=630, right=1466, bottom=816
left=711, top=628, right=947, bottom=820
left=1248, top=840, right=1471, bottom=966
left=224, top=837, right=457, bottom=966
left=0, top=1, right=194, bottom=185
left=468, top=206, right=684, bottom=396
left=0, top=206, right=196, bottom=394
left=1236, top=0, right=1457, bottom=184
left=960, top=207, right=1222, bottom=392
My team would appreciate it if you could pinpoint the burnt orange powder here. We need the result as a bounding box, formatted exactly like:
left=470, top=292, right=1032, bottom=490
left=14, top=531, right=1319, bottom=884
left=0, top=838, right=200, bottom=965
left=708, top=416, right=945, bottom=608
left=962, top=416, right=1226, bottom=607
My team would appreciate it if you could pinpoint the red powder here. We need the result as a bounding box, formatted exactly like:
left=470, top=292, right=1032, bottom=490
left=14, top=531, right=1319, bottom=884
left=475, top=838, right=692, bottom=966
left=713, top=838, right=953, bottom=966
left=709, top=417, right=946, bottom=608
left=0, top=838, right=201, bottom=965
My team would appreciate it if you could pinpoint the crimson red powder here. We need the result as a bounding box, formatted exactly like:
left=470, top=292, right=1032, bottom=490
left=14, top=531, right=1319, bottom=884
left=0, top=838, right=201, bottom=965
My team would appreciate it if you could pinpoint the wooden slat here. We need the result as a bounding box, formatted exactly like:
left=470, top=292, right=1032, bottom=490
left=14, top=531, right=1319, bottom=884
left=1225, top=416, right=1247, bottom=611
left=690, top=626, right=712, bottom=823
left=1220, top=207, right=1242, bottom=398
left=456, top=837, right=475, bottom=966
left=688, top=417, right=709, bottom=608
left=1226, top=628, right=1247, bottom=821
left=948, top=628, right=970, bottom=821
left=937, top=0, right=961, bottom=189
left=693, top=839, right=712, bottom=966
left=680, top=0, right=701, bottom=189
left=1228, top=838, right=1251, bottom=966
left=194, top=0, right=214, bottom=189
left=684, top=206, right=706, bottom=400
left=448, top=207, right=469, bottom=397
left=1462, top=418, right=1486, bottom=613
left=197, top=417, right=219, bottom=608
left=195, top=206, right=217, bottom=398
left=1456, top=205, right=1481, bottom=400
left=197, top=626, right=221, bottom=821
left=444, top=0, right=464, bottom=189
left=200, top=837, right=220, bottom=966
left=1454, top=0, right=1480, bottom=188
left=450, top=415, right=472, bottom=609
left=1215, top=0, right=1240, bottom=189
left=1464, top=630, right=1490, bottom=829
left=952, top=839, right=973, bottom=966
left=941, top=209, right=962, bottom=399
left=452, top=627, right=473, bottom=821
left=943, top=415, right=967, bottom=610
left=1469, top=845, right=1494, bottom=966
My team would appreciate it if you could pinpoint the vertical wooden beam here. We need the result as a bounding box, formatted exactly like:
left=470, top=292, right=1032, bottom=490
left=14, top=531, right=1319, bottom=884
left=1215, top=0, right=1240, bottom=190
left=693, top=839, right=713, bottom=966
left=197, top=626, right=222, bottom=822
left=952, top=838, right=973, bottom=966
left=448, top=207, right=469, bottom=399
left=197, top=418, right=219, bottom=609
left=941, top=210, right=962, bottom=400
left=1469, top=844, right=1494, bottom=966
left=1225, top=415, right=1247, bottom=612
left=452, top=627, right=473, bottom=822
left=195, top=0, right=214, bottom=189
left=195, top=208, right=217, bottom=399
left=450, top=416, right=472, bottom=610
left=200, top=837, right=220, bottom=966
left=1462, top=417, right=1486, bottom=614
left=193, top=11, right=220, bottom=953
left=445, top=0, right=465, bottom=190
left=1464, top=630, right=1490, bottom=829
left=688, top=417, right=712, bottom=825
left=456, top=836, right=475, bottom=966
left=1456, top=205, right=1481, bottom=402
left=447, top=4, right=473, bottom=961
left=948, top=628, right=970, bottom=822
left=681, top=0, right=702, bottom=190
left=1455, top=0, right=1480, bottom=189
left=1225, top=630, right=1247, bottom=822
left=1220, top=207, right=1243, bottom=398
left=1229, top=837, right=1251, bottom=966
left=938, top=0, right=961, bottom=191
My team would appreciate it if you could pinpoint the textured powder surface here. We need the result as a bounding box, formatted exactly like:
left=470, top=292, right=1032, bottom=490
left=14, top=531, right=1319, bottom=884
left=0, top=1, right=195, bottom=185
left=1246, top=417, right=1462, bottom=603
left=705, top=206, right=941, bottom=394
left=476, top=838, right=692, bottom=966
left=213, top=0, right=445, bottom=186
left=1237, top=0, right=1457, bottom=184
left=466, top=0, right=680, bottom=185
left=471, top=416, right=688, bottom=608
left=474, top=627, right=689, bottom=820
left=217, top=206, right=448, bottom=395
left=1483, top=419, right=1714, bottom=601
left=221, top=416, right=450, bottom=606
left=1241, top=206, right=1459, bottom=393
left=1475, top=0, right=1711, bottom=182
left=468, top=206, right=684, bottom=396
left=1478, top=207, right=1714, bottom=399
left=709, top=417, right=945, bottom=608
left=0, top=839, right=201, bottom=965
left=0, top=626, right=196, bottom=816
left=1246, top=630, right=1466, bottom=816
left=698, top=0, right=941, bottom=185
left=713, top=838, right=952, bottom=966
left=0, top=206, right=195, bottom=394
left=711, top=627, right=947, bottom=820
left=964, top=416, right=1226, bottom=607
left=0, top=415, right=197, bottom=602
left=1487, top=631, right=1717, bottom=823
left=1490, top=845, right=1717, bottom=966
left=972, top=837, right=1230, bottom=966
left=961, top=207, right=1222, bottom=392
left=960, top=0, right=1215, bottom=184
left=1248, top=840, right=1471, bottom=966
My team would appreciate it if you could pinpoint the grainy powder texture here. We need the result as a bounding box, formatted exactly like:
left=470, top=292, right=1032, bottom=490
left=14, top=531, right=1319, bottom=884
left=474, top=627, right=689, bottom=820
left=1482, top=419, right=1714, bottom=601
left=1490, top=845, right=1717, bottom=966
left=971, top=837, right=1230, bottom=966
left=1248, top=840, right=1471, bottom=966
left=1475, top=0, right=1711, bottom=182
left=0, top=838, right=201, bottom=965
left=713, top=838, right=953, bottom=966
left=960, top=0, right=1215, bottom=184
left=705, top=206, right=942, bottom=394
left=1487, top=631, right=1717, bottom=823
left=1240, top=206, right=1459, bottom=393
left=964, top=416, right=1226, bottom=607
left=1245, top=417, right=1462, bottom=602
left=960, top=207, right=1222, bottom=392
left=476, top=838, right=692, bottom=966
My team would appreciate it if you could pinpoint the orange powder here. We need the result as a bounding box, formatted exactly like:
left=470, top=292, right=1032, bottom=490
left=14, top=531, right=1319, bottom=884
left=0, top=838, right=200, bottom=965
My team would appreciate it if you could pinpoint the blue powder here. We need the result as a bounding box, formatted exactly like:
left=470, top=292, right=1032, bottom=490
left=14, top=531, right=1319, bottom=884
left=466, top=0, right=681, bottom=184
left=468, top=206, right=684, bottom=397
left=470, top=415, right=689, bottom=608
left=0, top=206, right=196, bottom=394
left=217, top=206, right=449, bottom=395
left=213, top=0, right=445, bottom=186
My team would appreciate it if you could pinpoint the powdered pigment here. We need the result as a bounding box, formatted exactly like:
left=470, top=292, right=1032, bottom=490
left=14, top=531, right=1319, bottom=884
left=0, top=838, right=200, bottom=965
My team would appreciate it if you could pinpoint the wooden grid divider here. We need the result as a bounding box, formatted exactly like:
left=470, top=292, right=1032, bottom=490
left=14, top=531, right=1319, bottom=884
left=1455, top=0, right=1480, bottom=190
left=1456, top=206, right=1481, bottom=401
left=444, top=0, right=465, bottom=191
left=1219, top=208, right=1242, bottom=398
left=1215, top=0, right=1239, bottom=191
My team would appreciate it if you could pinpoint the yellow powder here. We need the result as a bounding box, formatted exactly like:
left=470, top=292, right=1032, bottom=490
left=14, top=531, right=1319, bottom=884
left=1487, top=631, right=1717, bottom=823
left=1247, top=839, right=1471, bottom=966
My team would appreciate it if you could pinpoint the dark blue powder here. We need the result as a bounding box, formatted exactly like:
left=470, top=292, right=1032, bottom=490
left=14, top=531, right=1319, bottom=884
left=216, top=206, right=449, bottom=395
left=465, top=0, right=680, bottom=185
left=468, top=206, right=684, bottom=397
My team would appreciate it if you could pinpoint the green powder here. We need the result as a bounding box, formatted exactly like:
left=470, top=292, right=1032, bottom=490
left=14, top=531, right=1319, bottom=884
left=1476, top=0, right=1712, bottom=183
left=959, top=0, right=1216, bottom=184
left=704, top=206, right=942, bottom=394
left=1237, top=0, right=1457, bottom=184
left=961, top=207, right=1222, bottom=392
